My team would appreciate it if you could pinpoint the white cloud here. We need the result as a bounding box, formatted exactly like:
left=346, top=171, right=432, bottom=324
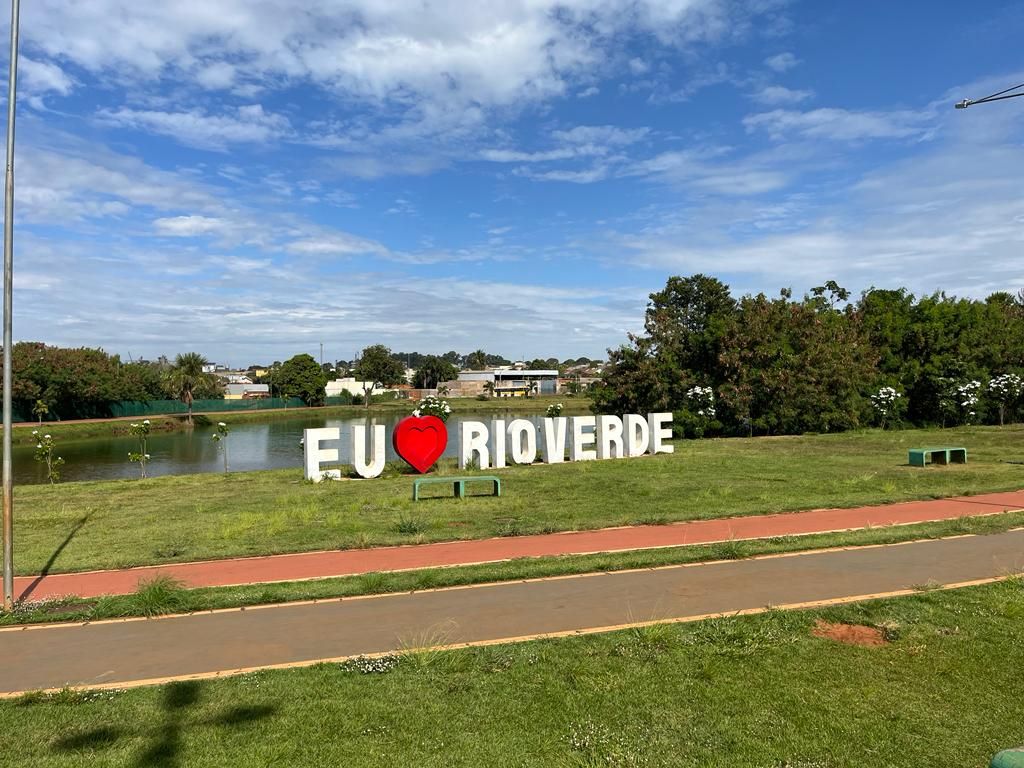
left=97, top=105, right=291, bottom=150
left=20, top=57, right=75, bottom=100
left=17, top=136, right=223, bottom=222
left=23, top=0, right=777, bottom=120
left=764, top=52, right=799, bottom=72
left=284, top=233, right=387, bottom=257
left=577, top=86, right=600, bottom=98
left=195, top=61, right=237, bottom=90
left=153, top=215, right=230, bottom=237
left=551, top=125, right=649, bottom=146
left=628, top=57, right=650, bottom=75
left=750, top=85, right=813, bottom=105
left=743, top=107, right=933, bottom=141
left=515, top=166, right=609, bottom=184
left=481, top=148, right=579, bottom=163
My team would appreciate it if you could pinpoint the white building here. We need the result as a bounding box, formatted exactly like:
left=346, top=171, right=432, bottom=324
left=327, top=377, right=401, bottom=398
left=453, top=369, right=559, bottom=397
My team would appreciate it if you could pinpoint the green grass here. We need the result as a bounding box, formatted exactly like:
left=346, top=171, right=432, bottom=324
left=1, top=579, right=1021, bottom=766
left=10, top=394, right=581, bottom=443
left=5, top=510, right=1024, bottom=627
left=9, top=425, right=1024, bottom=575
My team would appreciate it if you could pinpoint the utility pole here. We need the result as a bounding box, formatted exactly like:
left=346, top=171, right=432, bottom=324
left=2, top=0, right=20, bottom=610
left=319, top=341, right=323, bottom=368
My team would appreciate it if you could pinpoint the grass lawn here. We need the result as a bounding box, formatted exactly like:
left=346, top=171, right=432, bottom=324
left=5, top=510, right=1024, bottom=626
left=1, top=579, right=1021, bottom=766
left=9, top=425, right=1024, bottom=575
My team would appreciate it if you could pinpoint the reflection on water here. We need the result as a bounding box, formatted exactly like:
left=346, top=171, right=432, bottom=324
left=14, top=412, right=557, bottom=485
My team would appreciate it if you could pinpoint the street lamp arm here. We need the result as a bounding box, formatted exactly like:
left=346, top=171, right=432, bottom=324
left=955, top=81, right=1024, bottom=109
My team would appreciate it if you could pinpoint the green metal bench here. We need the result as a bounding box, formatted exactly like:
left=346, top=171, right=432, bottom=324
left=991, top=747, right=1024, bottom=768
left=413, top=475, right=501, bottom=501
left=908, top=447, right=967, bottom=467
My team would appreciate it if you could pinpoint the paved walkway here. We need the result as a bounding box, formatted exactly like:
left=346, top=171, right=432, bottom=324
left=14, top=490, right=1024, bottom=601
left=2, top=529, right=1022, bottom=695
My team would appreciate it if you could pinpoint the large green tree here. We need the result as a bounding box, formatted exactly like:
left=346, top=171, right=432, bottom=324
left=466, top=349, right=488, bottom=369
left=412, top=356, right=458, bottom=389
left=353, top=345, right=406, bottom=407
left=272, top=353, right=328, bottom=406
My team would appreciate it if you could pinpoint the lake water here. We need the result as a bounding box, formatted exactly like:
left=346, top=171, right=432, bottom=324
left=14, top=411, right=570, bottom=485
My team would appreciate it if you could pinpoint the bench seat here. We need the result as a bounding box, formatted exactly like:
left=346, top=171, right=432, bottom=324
left=908, top=447, right=967, bottom=467
left=413, top=475, right=501, bottom=501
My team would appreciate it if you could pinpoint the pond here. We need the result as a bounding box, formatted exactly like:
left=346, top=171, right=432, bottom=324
left=14, top=411, right=575, bottom=485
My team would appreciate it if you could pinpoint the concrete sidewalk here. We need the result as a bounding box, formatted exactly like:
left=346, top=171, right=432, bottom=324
left=14, top=490, right=1024, bottom=601
left=2, top=529, right=1022, bottom=695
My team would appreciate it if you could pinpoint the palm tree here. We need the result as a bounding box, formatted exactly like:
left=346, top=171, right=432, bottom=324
left=167, top=352, right=209, bottom=425
left=483, top=380, right=495, bottom=398
left=467, top=349, right=487, bottom=369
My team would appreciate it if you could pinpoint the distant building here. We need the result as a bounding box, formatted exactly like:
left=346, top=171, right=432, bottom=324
left=224, top=383, right=270, bottom=400
left=326, top=378, right=401, bottom=398
left=451, top=369, right=559, bottom=397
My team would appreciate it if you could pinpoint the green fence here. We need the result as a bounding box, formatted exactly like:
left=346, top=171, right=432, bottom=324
left=19, top=391, right=365, bottom=423
left=109, top=397, right=313, bottom=417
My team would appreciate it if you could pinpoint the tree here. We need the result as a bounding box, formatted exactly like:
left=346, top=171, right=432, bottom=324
left=413, top=356, right=458, bottom=389
left=483, top=380, right=495, bottom=398
left=166, top=353, right=217, bottom=424
left=466, top=349, right=488, bottom=369
left=353, top=345, right=406, bottom=408
left=273, top=354, right=328, bottom=406
left=32, top=399, right=48, bottom=425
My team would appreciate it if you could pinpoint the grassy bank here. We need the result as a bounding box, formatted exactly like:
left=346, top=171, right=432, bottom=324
left=9, top=394, right=581, bottom=444
left=5, top=510, right=1024, bottom=626
left=8, top=425, right=1024, bottom=575
left=2, top=579, right=1021, bottom=766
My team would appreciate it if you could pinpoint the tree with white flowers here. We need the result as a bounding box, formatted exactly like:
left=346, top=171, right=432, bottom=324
left=988, top=373, right=1023, bottom=426
left=870, top=386, right=903, bottom=428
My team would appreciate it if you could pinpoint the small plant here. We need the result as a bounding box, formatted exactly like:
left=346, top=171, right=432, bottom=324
left=339, top=655, right=400, bottom=674
left=956, top=380, right=982, bottom=425
left=412, top=395, right=451, bottom=422
left=31, top=430, right=64, bottom=484
left=988, top=373, right=1023, bottom=426
left=395, top=515, right=425, bottom=535
left=211, top=421, right=230, bottom=472
left=870, top=385, right=903, bottom=428
left=545, top=402, right=564, bottom=418
left=129, top=575, right=188, bottom=616
left=680, top=384, right=716, bottom=439
left=127, top=420, right=151, bottom=478
left=31, top=399, right=48, bottom=425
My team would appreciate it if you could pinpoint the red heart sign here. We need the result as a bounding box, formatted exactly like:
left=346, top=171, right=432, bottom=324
left=393, top=415, right=448, bottom=474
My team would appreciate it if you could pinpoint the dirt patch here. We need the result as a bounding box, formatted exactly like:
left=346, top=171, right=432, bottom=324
left=812, top=619, right=889, bottom=647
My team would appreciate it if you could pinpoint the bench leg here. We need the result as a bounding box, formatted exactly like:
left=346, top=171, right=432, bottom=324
left=493, top=479, right=501, bottom=497
left=413, top=484, right=420, bottom=501
left=455, top=481, right=465, bottom=499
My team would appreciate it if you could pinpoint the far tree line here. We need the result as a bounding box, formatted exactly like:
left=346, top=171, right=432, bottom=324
left=593, top=274, right=1024, bottom=435
left=0, top=343, right=603, bottom=421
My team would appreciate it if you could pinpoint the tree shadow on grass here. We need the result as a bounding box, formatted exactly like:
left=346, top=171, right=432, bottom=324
left=49, top=680, right=277, bottom=767
left=19, top=512, right=92, bottom=601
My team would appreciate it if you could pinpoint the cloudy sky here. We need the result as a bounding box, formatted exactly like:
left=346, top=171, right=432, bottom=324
left=6, top=0, right=1024, bottom=365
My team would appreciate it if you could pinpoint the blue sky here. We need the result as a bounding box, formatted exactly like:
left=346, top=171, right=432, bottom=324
left=5, top=0, right=1024, bottom=365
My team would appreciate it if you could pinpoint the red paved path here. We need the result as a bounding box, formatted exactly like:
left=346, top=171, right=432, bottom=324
left=14, top=490, right=1024, bottom=601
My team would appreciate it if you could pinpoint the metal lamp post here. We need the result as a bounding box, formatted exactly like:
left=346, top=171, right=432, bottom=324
left=955, top=82, right=1024, bottom=109
left=2, top=0, right=20, bottom=610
